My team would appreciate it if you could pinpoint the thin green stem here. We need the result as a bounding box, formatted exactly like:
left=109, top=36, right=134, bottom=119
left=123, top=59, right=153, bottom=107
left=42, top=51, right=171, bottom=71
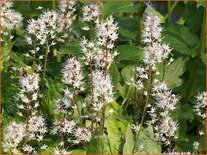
left=161, top=60, right=166, bottom=81
left=90, top=59, right=94, bottom=132
left=165, top=1, right=178, bottom=22
left=32, top=37, right=37, bottom=71
left=167, top=1, right=172, bottom=22
left=43, top=38, right=49, bottom=79
left=73, top=91, right=82, bottom=126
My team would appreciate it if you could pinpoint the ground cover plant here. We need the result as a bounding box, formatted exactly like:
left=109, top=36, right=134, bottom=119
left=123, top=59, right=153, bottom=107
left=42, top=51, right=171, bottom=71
left=0, top=0, right=206, bottom=154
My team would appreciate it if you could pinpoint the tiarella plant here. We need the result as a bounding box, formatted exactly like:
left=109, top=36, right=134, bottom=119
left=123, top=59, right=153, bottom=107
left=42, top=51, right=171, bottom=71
left=1, top=1, right=206, bottom=154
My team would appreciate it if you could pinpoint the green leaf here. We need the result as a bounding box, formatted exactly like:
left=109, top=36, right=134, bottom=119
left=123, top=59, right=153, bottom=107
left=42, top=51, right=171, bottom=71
left=70, top=149, right=86, bottom=154
left=103, top=2, right=142, bottom=17
left=121, top=66, right=134, bottom=82
left=135, top=126, right=161, bottom=154
left=109, top=62, right=120, bottom=86
left=41, top=145, right=54, bottom=154
left=87, top=130, right=104, bottom=154
left=1, top=42, right=15, bottom=66
left=59, top=41, right=82, bottom=56
left=106, top=114, right=128, bottom=154
left=116, top=45, right=143, bottom=63
left=123, top=124, right=135, bottom=154
left=163, top=24, right=199, bottom=55
left=183, top=3, right=204, bottom=33
left=178, top=104, right=194, bottom=121
left=158, top=57, right=188, bottom=89
left=115, top=16, right=138, bottom=40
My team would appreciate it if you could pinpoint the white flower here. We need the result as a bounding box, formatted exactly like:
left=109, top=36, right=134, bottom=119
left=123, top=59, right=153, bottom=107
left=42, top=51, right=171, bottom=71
left=142, top=4, right=162, bottom=44
left=23, top=144, right=34, bottom=153
left=54, top=96, right=72, bottom=114
left=62, top=57, right=84, bottom=90
left=0, top=1, right=23, bottom=31
left=142, top=4, right=172, bottom=69
left=82, top=4, right=99, bottom=22
left=132, top=124, right=141, bottom=133
left=147, top=81, right=178, bottom=145
left=57, top=0, right=76, bottom=40
left=96, top=18, right=118, bottom=46
left=159, top=116, right=178, bottom=138
left=92, top=70, right=113, bottom=111
left=198, top=130, right=204, bottom=136
left=3, top=121, right=26, bottom=153
left=19, top=73, right=40, bottom=92
left=73, top=127, right=91, bottom=144
left=54, top=147, right=68, bottom=154
left=81, top=38, right=100, bottom=65
left=28, top=115, right=47, bottom=142
left=58, top=0, right=76, bottom=13
left=51, top=118, right=76, bottom=135
left=193, top=141, right=199, bottom=150
left=194, top=92, right=206, bottom=121
left=41, top=144, right=48, bottom=150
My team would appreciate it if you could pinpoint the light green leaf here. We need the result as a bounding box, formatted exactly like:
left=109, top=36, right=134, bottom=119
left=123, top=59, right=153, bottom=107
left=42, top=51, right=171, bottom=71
left=121, top=66, right=134, bottom=82
left=109, top=62, right=120, bottom=86
left=123, top=124, right=135, bottom=154
left=135, top=126, right=161, bottom=154
left=70, top=149, right=86, bottom=154
left=106, top=115, right=128, bottom=154
left=158, top=57, right=188, bottom=89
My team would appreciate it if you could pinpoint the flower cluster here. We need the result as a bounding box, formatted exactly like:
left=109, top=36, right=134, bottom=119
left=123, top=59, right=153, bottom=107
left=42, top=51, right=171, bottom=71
left=3, top=122, right=26, bottom=153
left=92, top=70, right=113, bottom=111
left=80, top=38, right=100, bottom=65
left=0, top=0, right=23, bottom=39
left=3, top=69, right=48, bottom=154
left=194, top=91, right=206, bottom=121
left=62, top=57, right=84, bottom=90
left=82, top=4, right=99, bottom=22
left=26, top=2, right=76, bottom=60
left=147, top=82, right=178, bottom=145
left=73, top=127, right=92, bottom=144
left=54, top=91, right=73, bottom=115
left=21, top=115, right=47, bottom=154
left=27, top=115, right=47, bottom=142
left=16, top=73, right=40, bottom=117
left=96, top=18, right=118, bottom=68
left=58, top=1, right=76, bottom=41
left=51, top=119, right=76, bottom=135
left=142, top=4, right=171, bottom=69
left=27, top=10, right=60, bottom=45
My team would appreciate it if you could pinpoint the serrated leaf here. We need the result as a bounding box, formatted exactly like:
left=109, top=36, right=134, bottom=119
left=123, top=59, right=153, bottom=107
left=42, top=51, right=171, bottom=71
left=158, top=57, right=188, bottom=89
left=109, top=62, right=120, bottom=86
left=163, top=24, right=199, bottom=55
left=116, top=45, right=143, bottom=63
left=103, top=2, right=141, bottom=17
left=59, top=41, right=82, bottom=56
left=116, top=16, right=138, bottom=40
